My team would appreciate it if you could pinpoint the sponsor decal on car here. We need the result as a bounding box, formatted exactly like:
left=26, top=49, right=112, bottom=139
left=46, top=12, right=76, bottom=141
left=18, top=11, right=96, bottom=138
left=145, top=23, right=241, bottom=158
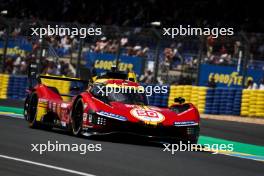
left=96, top=111, right=127, bottom=121
left=61, top=103, right=68, bottom=108
left=124, top=104, right=136, bottom=108
left=38, top=98, right=48, bottom=103
left=83, top=113, right=88, bottom=122
left=130, top=108, right=165, bottom=123
left=174, top=121, right=199, bottom=127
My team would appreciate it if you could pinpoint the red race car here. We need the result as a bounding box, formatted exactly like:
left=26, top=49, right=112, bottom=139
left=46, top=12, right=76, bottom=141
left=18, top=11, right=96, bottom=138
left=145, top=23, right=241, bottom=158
left=24, top=72, right=200, bottom=144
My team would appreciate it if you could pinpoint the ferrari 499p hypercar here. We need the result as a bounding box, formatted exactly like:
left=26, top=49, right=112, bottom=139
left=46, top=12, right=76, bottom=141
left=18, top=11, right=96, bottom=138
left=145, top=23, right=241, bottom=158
left=24, top=72, right=200, bottom=144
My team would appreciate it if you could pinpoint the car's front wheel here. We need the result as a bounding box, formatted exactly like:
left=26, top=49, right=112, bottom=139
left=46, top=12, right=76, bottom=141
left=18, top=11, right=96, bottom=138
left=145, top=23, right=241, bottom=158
left=71, top=97, right=83, bottom=136
left=27, top=93, right=39, bottom=128
left=24, top=94, right=30, bottom=120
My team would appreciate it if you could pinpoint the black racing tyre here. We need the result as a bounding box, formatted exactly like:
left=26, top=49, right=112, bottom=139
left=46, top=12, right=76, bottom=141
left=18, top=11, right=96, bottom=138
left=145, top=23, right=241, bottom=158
left=27, top=93, right=39, bottom=128
left=24, top=94, right=30, bottom=120
left=71, top=97, right=83, bottom=136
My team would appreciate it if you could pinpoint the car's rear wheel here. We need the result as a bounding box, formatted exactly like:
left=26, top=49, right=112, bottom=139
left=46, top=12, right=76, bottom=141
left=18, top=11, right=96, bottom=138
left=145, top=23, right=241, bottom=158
left=27, top=93, right=39, bottom=128
left=71, top=97, right=83, bottom=136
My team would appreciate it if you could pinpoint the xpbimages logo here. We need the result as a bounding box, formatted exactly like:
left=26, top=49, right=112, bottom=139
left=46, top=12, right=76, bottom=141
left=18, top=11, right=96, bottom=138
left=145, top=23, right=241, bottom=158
left=31, top=25, right=102, bottom=38
left=95, top=84, right=168, bottom=96
left=163, top=25, right=234, bottom=38
left=163, top=141, right=234, bottom=154
left=31, top=141, right=102, bottom=155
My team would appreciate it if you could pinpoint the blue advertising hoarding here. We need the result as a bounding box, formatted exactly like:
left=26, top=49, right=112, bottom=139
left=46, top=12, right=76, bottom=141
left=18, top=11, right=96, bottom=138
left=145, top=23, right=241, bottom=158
left=0, top=38, right=32, bottom=57
left=84, top=52, right=144, bottom=76
left=199, top=64, right=264, bottom=88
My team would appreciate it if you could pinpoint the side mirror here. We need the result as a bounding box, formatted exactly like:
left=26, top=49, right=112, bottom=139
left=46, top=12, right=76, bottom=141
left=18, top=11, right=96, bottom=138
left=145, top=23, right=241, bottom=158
left=174, top=97, right=185, bottom=104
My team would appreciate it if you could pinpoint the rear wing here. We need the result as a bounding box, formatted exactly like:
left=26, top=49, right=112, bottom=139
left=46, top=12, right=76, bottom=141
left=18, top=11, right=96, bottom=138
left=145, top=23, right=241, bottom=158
left=27, top=63, right=89, bottom=90
left=39, top=75, right=89, bottom=83
left=39, top=75, right=90, bottom=97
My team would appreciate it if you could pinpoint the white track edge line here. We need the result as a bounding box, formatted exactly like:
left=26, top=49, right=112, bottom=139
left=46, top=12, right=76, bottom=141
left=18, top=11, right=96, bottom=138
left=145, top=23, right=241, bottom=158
left=0, top=154, right=96, bottom=176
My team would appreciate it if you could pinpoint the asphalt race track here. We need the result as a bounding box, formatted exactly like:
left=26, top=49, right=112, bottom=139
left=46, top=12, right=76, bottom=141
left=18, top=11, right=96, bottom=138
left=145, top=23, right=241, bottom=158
left=0, top=100, right=264, bottom=176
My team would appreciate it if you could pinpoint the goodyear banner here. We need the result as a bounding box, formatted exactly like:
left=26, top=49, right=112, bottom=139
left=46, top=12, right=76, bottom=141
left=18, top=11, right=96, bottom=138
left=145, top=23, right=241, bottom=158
left=0, top=39, right=32, bottom=57
left=84, top=52, right=144, bottom=75
left=199, top=64, right=264, bottom=88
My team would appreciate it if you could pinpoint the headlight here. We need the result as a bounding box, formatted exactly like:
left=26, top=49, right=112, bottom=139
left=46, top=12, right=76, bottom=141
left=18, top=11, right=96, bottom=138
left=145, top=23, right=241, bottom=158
left=96, top=111, right=127, bottom=121
left=88, top=113, right=107, bottom=125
